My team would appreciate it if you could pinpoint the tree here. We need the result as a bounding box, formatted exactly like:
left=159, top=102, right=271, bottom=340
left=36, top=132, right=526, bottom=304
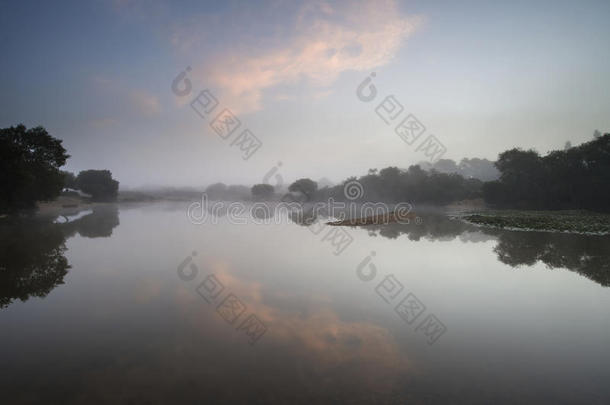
left=0, top=124, right=69, bottom=213
left=61, top=171, right=76, bottom=189
left=458, top=158, right=500, bottom=181
left=251, top=184, right=274, bottom=200
left=288, top=178, right=318, bottom=201
left=484, top=134, right=610, bottom=210
left=309, top=164, right=483, bottom=205
left=75, top=170, right=119, bottom=201
left=205, top=182, right=228, bottom=200
left=418, top=157, right=500, bottom=181
left=491, top=149, right=546, bottom=207
left=432, top=159, right=459, bottom=174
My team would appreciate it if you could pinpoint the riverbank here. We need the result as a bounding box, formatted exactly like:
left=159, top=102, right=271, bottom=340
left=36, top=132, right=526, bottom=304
left=460, top=210, right=610, bottom=235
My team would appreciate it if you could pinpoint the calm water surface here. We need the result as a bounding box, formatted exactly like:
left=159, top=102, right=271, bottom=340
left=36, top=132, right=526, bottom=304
left=1, top=202, right=609, bottom=404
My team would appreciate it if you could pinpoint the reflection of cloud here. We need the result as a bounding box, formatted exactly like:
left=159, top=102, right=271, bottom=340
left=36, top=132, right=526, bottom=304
left=133, top=278, right=164, bottom=303
left=192, top=258, right=411, bottom=391
left=181, top=0, right=421, bottom=113
left=55, top=256, right=413, bottom=402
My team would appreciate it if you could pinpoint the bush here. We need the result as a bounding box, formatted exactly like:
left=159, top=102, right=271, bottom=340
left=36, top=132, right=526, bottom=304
left=75, top=170, right=119, bottom=201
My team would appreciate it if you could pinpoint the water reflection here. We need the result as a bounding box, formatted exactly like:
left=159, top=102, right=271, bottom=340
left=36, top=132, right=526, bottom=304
left=1, top=203, right=609, bottom=403
left=177, top=260, right=412, bottom=400
left=0, top=206, right=119, bottom=308
left=0, top=218, right=69, bottom=308
left=62, top=205, right=120, bottom=238
left=348, top=210, right=610, bottom=287
left=490, top=230, right=610, bottom=286
left=360, top=212, right=485, bottom=241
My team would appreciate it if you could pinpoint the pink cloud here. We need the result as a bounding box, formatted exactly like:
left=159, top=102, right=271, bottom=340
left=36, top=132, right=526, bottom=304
left=178, top=0, right=422, bottom=113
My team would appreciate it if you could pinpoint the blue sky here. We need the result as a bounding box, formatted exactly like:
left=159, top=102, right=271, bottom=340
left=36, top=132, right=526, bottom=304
left=1, top=0, right=609, bottom=187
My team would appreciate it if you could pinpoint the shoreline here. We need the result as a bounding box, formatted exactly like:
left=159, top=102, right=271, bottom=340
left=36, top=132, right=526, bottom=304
left=458, top=210, right=610, bottom=235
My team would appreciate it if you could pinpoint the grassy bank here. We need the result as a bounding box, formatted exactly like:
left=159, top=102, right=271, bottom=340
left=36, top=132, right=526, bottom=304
left=462, top=210, right=610, bottom=235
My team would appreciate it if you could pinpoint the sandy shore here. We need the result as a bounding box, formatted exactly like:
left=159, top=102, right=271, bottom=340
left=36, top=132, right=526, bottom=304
left=36, top=196, right=101, bottom=217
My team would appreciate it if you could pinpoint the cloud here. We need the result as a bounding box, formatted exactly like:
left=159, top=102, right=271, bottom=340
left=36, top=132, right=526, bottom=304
left=179, top=0, right=421, bottom=113
left=130, top=90, right=161, bottom=116
left=91, top=75, right=161, bottom=118
left=89, top=117, right=119, bottom=129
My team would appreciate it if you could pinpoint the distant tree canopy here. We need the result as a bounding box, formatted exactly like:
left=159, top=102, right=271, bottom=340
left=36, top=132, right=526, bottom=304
left=315, top=165, right=482, bottom=204
left=288, top=178, right=318, bottom=201
left=75, top=170, right=119, bottom=201
left=0, top=125, right=69, bottom=213
left=204, top=183, right=251, bottom=200
left=205, top=182, right=228, bottom=200
left=483, top=134, right=610, bottom=210
left=418, top=158, right=500, bottom=182
left=251, top=184, right=274, bottom=200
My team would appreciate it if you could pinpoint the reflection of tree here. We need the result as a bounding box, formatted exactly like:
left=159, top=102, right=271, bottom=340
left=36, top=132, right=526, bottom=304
left=0, top=219, right=69, bottom=308
left=361, top=211, right=610, bottom=287
left=62, top=205, right=120, bottom=238
left=359, top=211, right=488, bottom=242
left=289, top=211, right=317, bottom=226
left=0, top=206, right=120, bottom=308
left=490, top=230, right=610, bottom=287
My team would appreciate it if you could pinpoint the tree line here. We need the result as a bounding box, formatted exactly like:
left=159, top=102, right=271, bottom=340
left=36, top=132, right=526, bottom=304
left=1, top=124, right=119, bottom=214
left=483, top=133, right=610, bottom=210
left=247, top=131, right=609, bottom=211
left=3, top=124, right=608, bottom=213
left=289, top=166, right=483, bottom=205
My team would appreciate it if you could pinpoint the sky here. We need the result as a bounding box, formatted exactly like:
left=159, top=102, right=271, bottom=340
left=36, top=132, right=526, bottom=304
left=1, top=0, right=609, bottom=188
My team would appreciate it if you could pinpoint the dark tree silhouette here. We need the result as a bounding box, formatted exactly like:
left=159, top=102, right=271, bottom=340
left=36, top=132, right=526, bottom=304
left=289, top=178, right=318, bottom=201
left=251, top=184, right=274, bottom=200
left=483, top=134, right=610, bottom=210
left=76, top=170, right=119, bottom=201
left=0, top=125, right=69, bottom=213
left=205, top=182, right=228, bottom=200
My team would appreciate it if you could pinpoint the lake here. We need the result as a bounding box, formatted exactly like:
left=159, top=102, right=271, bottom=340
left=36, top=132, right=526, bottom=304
left=1, top=202, right=609, bottom=404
